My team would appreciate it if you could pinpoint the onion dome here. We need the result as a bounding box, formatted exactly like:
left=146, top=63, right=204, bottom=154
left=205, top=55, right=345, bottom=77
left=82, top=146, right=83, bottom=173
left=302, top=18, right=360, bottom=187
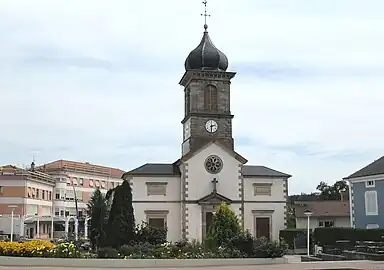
left=184, top=24, right=228, bottom=71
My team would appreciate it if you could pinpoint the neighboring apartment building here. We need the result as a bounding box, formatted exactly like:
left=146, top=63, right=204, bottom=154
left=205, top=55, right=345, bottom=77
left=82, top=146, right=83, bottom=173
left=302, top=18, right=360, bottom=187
left=344, top=156, right=384, bottom=229
left=0, top=160, right=125, bottom=239
left=38, top=160, right=125, bottom=219
left=294, top=200, right=350, bottom=229
left=0, top=164, right=55, bottom=238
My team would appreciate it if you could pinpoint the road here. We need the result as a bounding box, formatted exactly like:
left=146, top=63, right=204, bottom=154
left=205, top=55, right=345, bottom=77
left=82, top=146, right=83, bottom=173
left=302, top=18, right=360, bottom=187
left=1, top=261, right=384, bottom=270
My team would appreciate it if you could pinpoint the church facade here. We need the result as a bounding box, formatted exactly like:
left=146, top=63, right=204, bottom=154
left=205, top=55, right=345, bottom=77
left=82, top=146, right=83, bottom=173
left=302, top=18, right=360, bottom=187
left=123, top=24, right=291, bottom=242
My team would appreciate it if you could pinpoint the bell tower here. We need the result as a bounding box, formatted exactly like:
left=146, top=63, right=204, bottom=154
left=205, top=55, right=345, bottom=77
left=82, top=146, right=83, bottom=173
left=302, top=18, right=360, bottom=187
left=180, top=5, right=236, bottom=156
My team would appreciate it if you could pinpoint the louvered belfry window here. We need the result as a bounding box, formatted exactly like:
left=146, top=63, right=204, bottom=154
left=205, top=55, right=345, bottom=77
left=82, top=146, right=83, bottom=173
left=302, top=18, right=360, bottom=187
left=204, top=85, right=218, bottom=112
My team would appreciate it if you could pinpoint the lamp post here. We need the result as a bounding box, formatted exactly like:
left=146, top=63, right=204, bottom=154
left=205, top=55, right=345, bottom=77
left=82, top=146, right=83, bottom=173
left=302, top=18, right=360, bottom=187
left=8, top=205, right=17, bottom=242
left=304, top=210, right=313, bottom=256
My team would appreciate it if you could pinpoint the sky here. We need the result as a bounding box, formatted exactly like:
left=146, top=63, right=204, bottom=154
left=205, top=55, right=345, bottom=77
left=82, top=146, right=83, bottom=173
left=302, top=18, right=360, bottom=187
left=1, top=0, right=384, bottom=194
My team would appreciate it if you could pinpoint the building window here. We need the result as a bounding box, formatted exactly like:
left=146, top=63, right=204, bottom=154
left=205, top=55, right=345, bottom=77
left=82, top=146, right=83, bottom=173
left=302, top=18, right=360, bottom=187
left=73, top=178, right=78, bottom=186
left=366, top=180, right=375, bottom=188
left=146, top=182, right=167, bottom=196
left=79, top=178, right=84, bottom=186
left=145, top=210, right=168, bottom=230
left=65, top=211, right=69, bottom=217
left=55, top=211, right=59, bottom=216
left=205, top=155, right=223, bottom=174
left=101, top=181, right=106, bottom=189
left=55, top=193, right=60, bottom=199
left=89, top=179, right=94, bottom=187
left=0, top=186, right=3, bottom=194
left=365, top=190, right=378, bottom=215
left=60, top=210, right=64, bottom=216
left=319, top=220, right=335, bottom=227
left=253, top=183, right=272, bottom=196
left=204, top=84, right=218, bottom=111
left=366, top=224, right=379, bottom=229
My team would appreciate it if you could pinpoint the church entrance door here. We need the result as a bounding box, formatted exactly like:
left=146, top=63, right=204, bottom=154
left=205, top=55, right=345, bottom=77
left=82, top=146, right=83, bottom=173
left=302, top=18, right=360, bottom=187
left=205, top=212, right=214, bottom=236
left=255, top=217, right=270, bottom=240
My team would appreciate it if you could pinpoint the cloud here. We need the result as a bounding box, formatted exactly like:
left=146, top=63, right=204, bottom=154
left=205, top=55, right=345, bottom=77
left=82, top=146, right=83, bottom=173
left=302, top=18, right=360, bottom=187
left=1, top=0, right=384, bottom=194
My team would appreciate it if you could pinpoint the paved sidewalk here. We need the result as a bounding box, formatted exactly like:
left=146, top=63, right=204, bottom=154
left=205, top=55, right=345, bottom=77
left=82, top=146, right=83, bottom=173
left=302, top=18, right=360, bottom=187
left=1, top=261, right=384, bottom=269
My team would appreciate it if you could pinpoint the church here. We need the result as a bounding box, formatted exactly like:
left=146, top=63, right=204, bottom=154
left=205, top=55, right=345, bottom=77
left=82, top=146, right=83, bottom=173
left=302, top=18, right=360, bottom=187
left=123, top=20, right=291, bottom=243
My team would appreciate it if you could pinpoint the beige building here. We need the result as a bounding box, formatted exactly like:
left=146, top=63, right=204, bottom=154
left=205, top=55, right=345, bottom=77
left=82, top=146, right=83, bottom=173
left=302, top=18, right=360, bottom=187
left=0, top=160, right=124, bottom=239
left=123, top=23, right=291, bottom=242
left=0, top=164, right=55, bottom=239
left=294, top=200, right=350, bottom=229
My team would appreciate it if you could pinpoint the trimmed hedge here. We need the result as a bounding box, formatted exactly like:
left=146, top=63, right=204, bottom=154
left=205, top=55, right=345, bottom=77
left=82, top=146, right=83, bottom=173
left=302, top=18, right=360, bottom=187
left=279, top=229, right=307, bottom=249
left=313, top=227, right=384, bottom=246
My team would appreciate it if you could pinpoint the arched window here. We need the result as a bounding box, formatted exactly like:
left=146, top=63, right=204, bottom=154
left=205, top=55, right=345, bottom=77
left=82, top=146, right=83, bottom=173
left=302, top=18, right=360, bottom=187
left=204, top=85, right=218, bottom=111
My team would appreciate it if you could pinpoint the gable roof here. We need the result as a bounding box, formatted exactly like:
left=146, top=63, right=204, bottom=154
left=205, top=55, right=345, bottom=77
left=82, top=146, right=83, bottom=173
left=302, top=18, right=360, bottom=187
left=124, top=162, right=290, bottom=178
left=344, top=156, right=384, bottom=179
left=124, top=163, right=181, bottom=177
left=197, top=192, right=232, bottom=204
left=294, top=200, right=350, bottom=218
left=242, top=165, right=291, bottom=178
left=180, top=140, right=248, bottom=164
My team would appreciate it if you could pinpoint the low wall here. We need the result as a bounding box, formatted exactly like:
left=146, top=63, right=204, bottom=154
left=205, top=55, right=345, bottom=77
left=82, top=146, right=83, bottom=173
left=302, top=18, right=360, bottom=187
left=0, top=257, right=288, bottom=268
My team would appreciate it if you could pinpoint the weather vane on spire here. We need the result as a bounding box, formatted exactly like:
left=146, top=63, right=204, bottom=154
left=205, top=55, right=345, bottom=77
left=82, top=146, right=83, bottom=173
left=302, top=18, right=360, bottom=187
left=201, top=0, right=211, bottom=29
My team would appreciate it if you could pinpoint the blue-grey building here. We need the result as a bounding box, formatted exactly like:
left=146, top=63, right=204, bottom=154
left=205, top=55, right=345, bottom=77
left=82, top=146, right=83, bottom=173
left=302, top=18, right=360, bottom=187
left=344, top=156, right=384, bottom=229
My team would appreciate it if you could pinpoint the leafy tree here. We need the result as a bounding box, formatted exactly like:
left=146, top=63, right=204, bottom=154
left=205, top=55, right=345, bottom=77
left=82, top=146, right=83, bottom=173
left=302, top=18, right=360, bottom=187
left=208, top=202, right=241, bottom=246
left=86, top=188, right=107, bottom=249
left=316, top=180, right=348, bottom=200
left=106, top=180, right=135, bottom=248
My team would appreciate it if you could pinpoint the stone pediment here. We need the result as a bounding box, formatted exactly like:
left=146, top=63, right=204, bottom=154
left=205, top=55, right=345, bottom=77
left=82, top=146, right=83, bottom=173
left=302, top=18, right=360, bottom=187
left=196, top=192, right=232, bottom=205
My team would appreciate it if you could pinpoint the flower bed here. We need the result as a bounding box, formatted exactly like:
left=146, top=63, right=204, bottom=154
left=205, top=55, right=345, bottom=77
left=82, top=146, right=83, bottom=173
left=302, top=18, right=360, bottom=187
left=97, top=237, right=288, bottom=259
left=0, top=240, right=82, bottom=258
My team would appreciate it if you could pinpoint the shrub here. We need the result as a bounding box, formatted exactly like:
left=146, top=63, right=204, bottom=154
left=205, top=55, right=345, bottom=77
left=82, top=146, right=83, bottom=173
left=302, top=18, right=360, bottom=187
left=279, top=228, right=307, bottom=249
left=313, top=227, right=384, bottom=246
left=252, top=237, right=288, bottom=258
left=97, top=246, right=120, bottom=258
left=208, top=203, right=241, bottom=246
left=228, top=230, right=254, bottom=257
left=134, top=222, right=167, bottom=245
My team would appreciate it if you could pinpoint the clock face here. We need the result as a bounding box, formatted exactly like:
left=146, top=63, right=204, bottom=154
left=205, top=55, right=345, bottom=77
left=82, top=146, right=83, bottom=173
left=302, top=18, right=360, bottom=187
left=205, top=120, right=218, bottom=133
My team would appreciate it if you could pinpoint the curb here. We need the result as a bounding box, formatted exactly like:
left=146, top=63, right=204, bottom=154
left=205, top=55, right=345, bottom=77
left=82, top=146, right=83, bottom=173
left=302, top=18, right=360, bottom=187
left=0, top=257, right=288, bottom=268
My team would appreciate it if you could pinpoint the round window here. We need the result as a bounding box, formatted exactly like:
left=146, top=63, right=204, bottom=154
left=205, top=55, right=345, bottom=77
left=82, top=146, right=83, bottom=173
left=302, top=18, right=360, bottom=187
left=205, top=155, right=223, bottom=174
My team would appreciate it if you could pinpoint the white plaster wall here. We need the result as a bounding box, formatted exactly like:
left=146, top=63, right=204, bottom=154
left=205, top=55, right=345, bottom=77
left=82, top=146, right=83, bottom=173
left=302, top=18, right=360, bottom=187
left=296, top=216, right=351, bottom=229
left=243, top=176, right=285, bottom=201
left=130, top=176, right=181, bottom=202
left=133, top=202, right=181, bottom=242
left=186, top=143, right=242, bottom=201
left=243, top=202, right=285, bottom=241
left=186, top=204, right=202, bottom=241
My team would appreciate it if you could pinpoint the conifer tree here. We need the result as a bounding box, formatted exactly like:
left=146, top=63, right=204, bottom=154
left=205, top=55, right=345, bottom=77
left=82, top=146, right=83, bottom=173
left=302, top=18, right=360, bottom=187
left=106, top=180, right=135, bottom=247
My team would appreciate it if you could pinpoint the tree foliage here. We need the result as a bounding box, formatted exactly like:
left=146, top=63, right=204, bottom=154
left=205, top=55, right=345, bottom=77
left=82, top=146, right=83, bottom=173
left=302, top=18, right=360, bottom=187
left=106, top=180, right=135, bottom=248
left=208, top=202, right=241, bottom=246
left=86, top=188, right=107, bottom=248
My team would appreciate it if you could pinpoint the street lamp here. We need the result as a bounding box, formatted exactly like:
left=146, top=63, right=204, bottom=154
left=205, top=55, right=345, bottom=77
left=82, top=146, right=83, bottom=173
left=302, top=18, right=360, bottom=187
left=304, top=209, right=313, bottom=257
left=8, top=205, right=17, bottom=242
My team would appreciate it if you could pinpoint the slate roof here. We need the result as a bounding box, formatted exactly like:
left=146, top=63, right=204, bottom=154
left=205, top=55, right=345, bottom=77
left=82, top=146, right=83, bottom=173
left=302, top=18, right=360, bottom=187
left=124, top=163, right=291, bottom=178
left=344, top=156, right=384, bottom=179
left=242, top=165, right=291, bottom=178
left=294, top=200, right=350, bottom=218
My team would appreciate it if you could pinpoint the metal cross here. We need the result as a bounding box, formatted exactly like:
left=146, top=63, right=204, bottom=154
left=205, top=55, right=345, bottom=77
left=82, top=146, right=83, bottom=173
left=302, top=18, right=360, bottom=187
left=201, top=0, right=211, bottom=25
left=211, top=178, right=218, bottom=193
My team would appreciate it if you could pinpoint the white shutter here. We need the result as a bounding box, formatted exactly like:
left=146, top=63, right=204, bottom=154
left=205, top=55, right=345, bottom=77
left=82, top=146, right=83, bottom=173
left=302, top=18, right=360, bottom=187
left=365, top=191, right=378, bottom=215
